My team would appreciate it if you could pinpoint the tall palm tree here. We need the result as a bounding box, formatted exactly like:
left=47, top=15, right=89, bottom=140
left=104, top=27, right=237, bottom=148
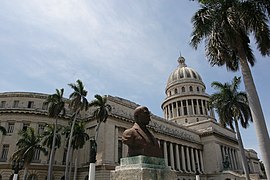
left=44, top=88, right=66, bottom=180
left=61, top=121, right=89, bottom=180
left=42, top=123, right=62, bottom=165
left=65, top=80, right=88, bottom=180
left=12, top=127, right=47, bottom=180
left=89, top=95, right=112, bottom=142
left=71, top=121, right=89, bottom=180
left=190, top=0, right=270, bottom=177
left=210, top=77, right=252, bottom=179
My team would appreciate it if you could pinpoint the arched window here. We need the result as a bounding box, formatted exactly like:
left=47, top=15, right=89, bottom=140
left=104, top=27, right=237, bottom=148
left=174, top=88, right=178, bottom=94
left=197, top=87, right=200, bottom=92
left=182, top=87, right=185, bottom=93
left=28, top=174, right=38, bottom=180
left=189, top=86, right=193, bottom=92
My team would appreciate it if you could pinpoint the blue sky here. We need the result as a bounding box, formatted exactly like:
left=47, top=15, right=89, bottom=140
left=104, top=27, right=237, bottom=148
left=0, top=0, right=269, bottom=159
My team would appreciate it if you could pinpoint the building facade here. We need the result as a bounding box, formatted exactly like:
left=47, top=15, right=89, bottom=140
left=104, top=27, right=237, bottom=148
left=0, top=56, right=264, bottom=180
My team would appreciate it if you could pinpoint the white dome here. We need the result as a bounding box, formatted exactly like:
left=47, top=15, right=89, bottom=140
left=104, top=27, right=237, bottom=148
left=166, top=56, right=203, bottom=89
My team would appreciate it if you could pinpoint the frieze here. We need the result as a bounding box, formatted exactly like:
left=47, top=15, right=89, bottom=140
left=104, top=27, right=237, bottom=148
left=149, top=121, right=197, bottom=142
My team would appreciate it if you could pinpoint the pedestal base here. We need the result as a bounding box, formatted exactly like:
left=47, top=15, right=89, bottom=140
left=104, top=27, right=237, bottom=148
left=111, top=156, right=176, bottom=180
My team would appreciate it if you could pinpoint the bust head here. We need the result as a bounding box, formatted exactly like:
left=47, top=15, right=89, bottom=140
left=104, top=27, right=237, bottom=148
left=134, top=106, right=151, bottom=126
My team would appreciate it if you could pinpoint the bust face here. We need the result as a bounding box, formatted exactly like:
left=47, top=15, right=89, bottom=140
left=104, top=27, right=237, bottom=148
left=134, top=106, right=151, bottom=126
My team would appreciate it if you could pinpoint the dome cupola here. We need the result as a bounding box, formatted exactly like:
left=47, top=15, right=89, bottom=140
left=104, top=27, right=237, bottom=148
left=161, top=56, right=215, bottom=125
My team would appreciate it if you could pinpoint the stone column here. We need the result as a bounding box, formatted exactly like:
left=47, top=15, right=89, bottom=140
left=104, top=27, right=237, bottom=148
left=181, top=145, right=187, bottom=172
left=176, top=101, right=179, bottom=117
left=180, top=100, right=184, bottom=117
left=230, top=148, right=235, bottom=170
left=171, top=103, right=175, bottom=119
left=196, top=99, right=200, bottom=115
left=170, top=143, right=175, bottom=170
left=175, top=144, right=181, bottom=172
left=186, top=146, right=191, bottom=172
left=114, top=127, right=119, bottom=162
left=199, top=150, right=204, bottom=173
left=195, top=149, right=201, bottom=173
left=234, top=150, right=239, bottom=170
left=186, top=100, right=190, bottom=115
left=191, top=148, right=195, bottom=172
left=201, top=100, right=206, bottom=115
left=164, top=141, right=168, bottom=166
left=191, top=98, right=195, bottom=115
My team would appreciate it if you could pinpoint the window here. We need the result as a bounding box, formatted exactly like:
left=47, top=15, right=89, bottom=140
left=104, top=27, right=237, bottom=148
left=7, top=122, right=14, bottom=133
left=33, top=149, right=40, bottom=162
left=0, top=101, right=6, bottom=108
left=197, top=87, right=200, bottom=92
left=0, top=145, right=9, bottom=161
left=13, top=100, right=19, bottom=108
left=118, top=139, right=123, bottom=163
left=38, top=124, right=45, bottom=134
left=28, top=174, right=37, bottom=180
left=42, top=103, right=48, bottom=110
left=189, top=86, right=193, bottom=92
left=174, top=88, right=178, bottom=94
left=62, top=149, right=67, bottom=165
left=27, top=101, right=34, bottom=108
left=182, top=87, right=185, bottom=93
left=22, top=123, right=30, bottom=131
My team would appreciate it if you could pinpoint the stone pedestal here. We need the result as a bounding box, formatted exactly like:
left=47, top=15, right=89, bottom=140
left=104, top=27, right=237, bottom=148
left=111, top=156, right=177, bottom=180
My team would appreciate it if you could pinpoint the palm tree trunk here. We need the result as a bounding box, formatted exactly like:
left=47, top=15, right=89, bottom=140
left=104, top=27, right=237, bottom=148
left=94, top=121, right=102, bottom=141
left=239, top=56, right=270, bottom=179
left=68, top=148, right=74, bottom=179
left=23, top=167, right=28, bottom=180
left=73, top=151, right=78, bottom=180
left=48, top=118, right=58, bottom=180
left=65, top=110, right=79, bottom=180
left=234, top=119, right=250, bottom=180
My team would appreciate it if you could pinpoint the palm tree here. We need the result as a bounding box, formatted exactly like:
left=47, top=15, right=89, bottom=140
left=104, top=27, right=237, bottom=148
left=44, top=88, right=66, bottom=180
left=12, top=127, right=47, bottom=180
left=61, top=121, right=89, bottom=180
left=210, top=77, right=252, bottom=179
left=190, top=0, right=270, bottom=178
left=71, top=121, right=89, bottom=180
left=65, top=80, right=88, bottom=180
left=89, top=95, right=112, bottom=142
left=42, top=123, right=62, bottom=166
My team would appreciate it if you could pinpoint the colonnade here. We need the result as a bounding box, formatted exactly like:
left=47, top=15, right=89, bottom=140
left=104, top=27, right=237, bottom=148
left=160, top=140, right=204, bottom=173
left=220, top=145, right=240, bottom=170
left=163, top=99, right=214, bottom=120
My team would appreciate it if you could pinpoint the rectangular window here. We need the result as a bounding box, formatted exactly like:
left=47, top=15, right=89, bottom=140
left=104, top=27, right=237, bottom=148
left=0, top=145, right=9, bottom=161
left=27, top=101, right=34, bottom=108
left=118, top=139, right=123, bottom=163
left=42, top=103, right=48, bottom=110
left=33, top=149, right=40, bottom=162
left=7, top=122, right=15, bottom=133
left=22, top=123, right=30, bottom=131
left=13, top=100, right=19, bottom=108
left=62, top=149, right=67, bottom=165
left=38, top=124, right=45, bottom=134
left=0, top=101, right=6, bottom=108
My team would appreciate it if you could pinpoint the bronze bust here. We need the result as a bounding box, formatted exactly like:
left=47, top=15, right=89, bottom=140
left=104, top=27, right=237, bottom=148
left=122, top=106, right=163, bottom=158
